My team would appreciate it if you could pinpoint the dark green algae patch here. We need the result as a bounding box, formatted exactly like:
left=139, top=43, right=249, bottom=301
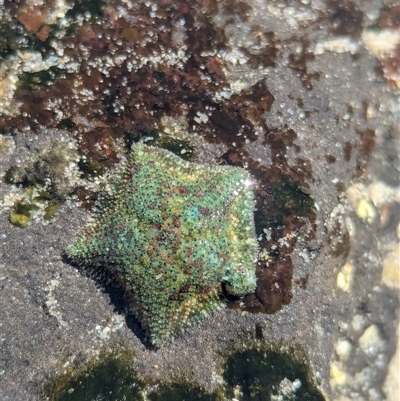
left=273, top=175, right=315, bottom=217
left=222, top=342, right=325, bottom=401
left=123, top=130, right=195, bottom=162
left=147, top=383, right=222, bottom=401
left=8, top=198, right=40, bottom=228
left=43, top=347, right=222, bottom=401
left=6, top=187, right=62, bottom=228
left=3, top=141, right=80, bottom=227
left=44, top=335, right=325, bottom=401
left=44, top=349, right=144, bottom=401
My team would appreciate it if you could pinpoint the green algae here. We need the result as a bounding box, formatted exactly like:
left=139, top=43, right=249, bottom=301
left=45, top=349, right=143, bottom=401
left=0, top=20, right=19, bottom=59
left=222, top=337, right=325, bottom=401
left=3, top=141, right=78, bottom=227
left=78, top=158, right=106, bottom=179
left=44, top=334, right=326, bottom=401
left=147, top=383, right=221, bottom=401
left=124, top=130, right=195, bottom=161
left=3, top=166, right=24, bottom=186
left=34, top=190, right=55, bottom=202
left=66, top=0, right=106, bottom=20
left=7, top=188, right=63, bottom=227
left=154, top=137, right=195, bottom=161
left=56, top=118, right=76, bottom=130
left=43, top=202, right=63, bottom=220
left=3, top=141, right=79, bottom=201
left=52, top=359, right=143, bottom=401
left=273, top=175, right=315, bottom=217
left=8, top=194, right=62, bottom=227
left=18, top=67, right=63, bottom=91
left=9, top=199, right=40, bottom=228
left=44, top=350, right=222, bottom=401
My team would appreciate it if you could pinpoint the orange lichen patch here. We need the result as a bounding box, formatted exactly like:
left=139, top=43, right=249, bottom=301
left=205, top=56, right=226, bottom=81
left=18, top=12, right=47, bottom=33
left=37, top=25, right=52, bottom=41
left=382, top=46, right=400, bottom=89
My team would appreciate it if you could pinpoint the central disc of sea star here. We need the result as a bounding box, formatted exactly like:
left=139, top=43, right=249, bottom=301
left=67, top=143, right=258, bottom=346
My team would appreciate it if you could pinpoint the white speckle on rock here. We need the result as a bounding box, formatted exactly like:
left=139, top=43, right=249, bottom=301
left=337, top=261, right=354, bottom=293
left=44, top=278, right=68, bottom=327
left=351, top=314, right=369, bottom=334
left=359, top=325, right=385, bottom=356
left=335, top=339, right=353, bottom=361
left=314, top=37, right=360, bottom=55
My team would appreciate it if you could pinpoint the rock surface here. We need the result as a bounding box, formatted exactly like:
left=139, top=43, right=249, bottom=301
left=0, top=0, right=399, bottom=400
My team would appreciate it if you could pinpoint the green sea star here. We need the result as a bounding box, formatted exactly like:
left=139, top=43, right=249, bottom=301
left=67, top=144, right=257, bottom=346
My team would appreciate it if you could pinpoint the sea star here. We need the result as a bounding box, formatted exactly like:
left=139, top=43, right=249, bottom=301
left=67, top=143, right=257, bottom=346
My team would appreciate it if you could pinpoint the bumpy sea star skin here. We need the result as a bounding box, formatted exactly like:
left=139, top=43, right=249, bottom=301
left=67, top=143, right=257, bottom=346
